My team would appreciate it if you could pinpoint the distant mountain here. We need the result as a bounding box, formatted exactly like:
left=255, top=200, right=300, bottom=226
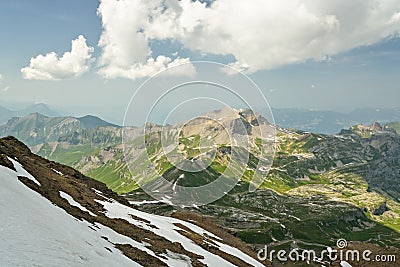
left=77, top=115, right=120, bottom=130
left=0, top=103, right=60, bottom=125
left=15, top=103, right=60, bottom=117
left=0, top=136, right=262, bottom=267
left=0, top=113, right=119, bottom=146
left=387, top=122, right=400, bottom=134
left=272, top=107, right=400, bottom=134
left=3, top=104, right=399, bottom=134
left=0, top=106, right=13, bottom=126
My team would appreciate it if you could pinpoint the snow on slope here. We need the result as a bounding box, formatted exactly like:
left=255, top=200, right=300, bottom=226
left=0, top=162, right=140, bottom=267
left=59, top=191, right=97, bottom=217
left=97, top=199, right=265, bottom=267
left=8, top=157, right=41, bottom=186
left=0, top=158, right=263, bottom=267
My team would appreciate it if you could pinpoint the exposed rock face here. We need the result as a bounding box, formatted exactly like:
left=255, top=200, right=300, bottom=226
left=0, top=153, right=15, bottom=171
left=350, top=122, right=397, bottom=137
left=306, top=126, right=400, bottom=199
left=372, top=202, right=388, bottom=216
left=232, top=117, right=252, bottom=135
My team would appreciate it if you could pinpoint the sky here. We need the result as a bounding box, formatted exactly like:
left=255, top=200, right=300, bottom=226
left=0, top=0, right=399, bottom=125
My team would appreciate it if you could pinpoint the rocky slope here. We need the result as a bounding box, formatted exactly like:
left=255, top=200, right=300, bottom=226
left=0, top=136, right=265, bottom=267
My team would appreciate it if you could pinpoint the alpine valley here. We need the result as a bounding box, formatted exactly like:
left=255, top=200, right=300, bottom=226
left=1, top=108, right=400, bottom=266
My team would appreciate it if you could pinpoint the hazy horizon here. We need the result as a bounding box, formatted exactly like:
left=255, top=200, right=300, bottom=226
left=1, top=100, right=399, bottom=129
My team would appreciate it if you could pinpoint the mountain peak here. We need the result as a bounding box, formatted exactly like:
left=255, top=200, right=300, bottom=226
left=348, top=122, right=397, bottom=137
left=77, top=115, right=120, bottom=130
left=0, top=136, right=31, bottom=156
left=18, top=103, right=60, bottom=117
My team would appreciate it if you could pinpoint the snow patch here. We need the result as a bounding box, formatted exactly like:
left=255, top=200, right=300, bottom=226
left=129, top=200, right=161, bottom=206
left=53, top=169, right=64, bottom=176
left=340, top=261, right=352, bottom=267
left=59, top=191, right=97, bottom=217
left=8, top=157, right=41, bottom=186
left=162, top=250, right=192, bottom=267
left=93, top=223, right=170, bottom=263
left=160, top=195, right=173, bottom=205
left=215, top=241, right=265, bottom=267
left=96, top=199, right=264, bottom=266
left=173, top=174, right=185, bottom=192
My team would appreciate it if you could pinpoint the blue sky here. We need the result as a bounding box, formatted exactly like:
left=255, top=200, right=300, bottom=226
left=0, top=0, right=399, bottom=124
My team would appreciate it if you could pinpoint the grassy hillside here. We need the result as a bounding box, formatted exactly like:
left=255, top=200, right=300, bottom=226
left=387, top=122, right=400, bottom=134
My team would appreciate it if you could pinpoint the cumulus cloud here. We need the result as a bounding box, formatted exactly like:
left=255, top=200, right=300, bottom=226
left=96, top=0, right=400, bottom=78
left=96, top=0, right=195, bottom=79
left=97, top=54, right=195, bottom=79
left=21, top=35, right=94, bottom=80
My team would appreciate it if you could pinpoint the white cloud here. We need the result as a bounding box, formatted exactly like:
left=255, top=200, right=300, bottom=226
left=96, top=0, right=400, bottom=78
left=97, top=55, right=195, bottom=79
left=21, top=35, right=94, bottom=80
left=96, top=0, right=195, bottom=79
left=0, top=74, right=3, bottom=82
left=3, top=86, right=10, bottom=92
left=390, top=12, right=400, bottom=23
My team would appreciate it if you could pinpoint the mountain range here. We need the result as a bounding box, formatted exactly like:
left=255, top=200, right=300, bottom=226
left=0, top=112, right=118, bottom=146
left=2, top=103, right=400, bottom=134
left=0, top=136, right=265, bottom=266
left=0, top=109, right=399, bottom=266
left=0, top=103, right=61, bottom=125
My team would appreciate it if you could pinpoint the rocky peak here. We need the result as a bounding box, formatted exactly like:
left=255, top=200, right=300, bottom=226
left=0, top=136, right=32, bottom=156
left=349, top=122, right=397, bottom=137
